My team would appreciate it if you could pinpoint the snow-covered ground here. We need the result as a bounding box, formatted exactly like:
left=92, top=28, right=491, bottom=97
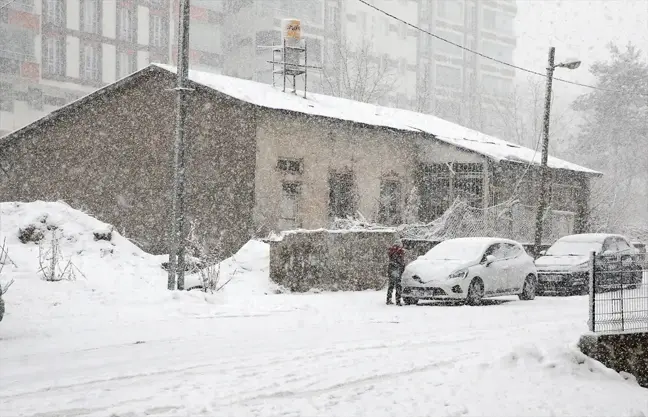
left=0, top=202, right=646, bottom=417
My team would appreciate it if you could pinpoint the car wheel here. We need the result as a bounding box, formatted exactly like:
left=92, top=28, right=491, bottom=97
left=466, top=278, right=484, bottom=306
left=518, top=274, right=536, bottom=300
left=403, top=297, right=418, bottom=305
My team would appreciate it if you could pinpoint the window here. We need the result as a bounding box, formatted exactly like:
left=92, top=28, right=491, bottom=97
left=329, top=170, right=357, bottom=219
left=437, top=0, right=463, bottom=22
left=43, top=37, right=65, bottom=76
left=117, top=51, right=134, bottom=78
left=378, top=179, right=402, bottom=225
left=44, top=0, right=64, bottom=26
left=82, top=44, right=100, bottom=81
left=277, top=158, right=303, bottom=174
left=0, top=26, right=35, bottom=59
left=279, top=182, right=300, bottom=230
left=482, top=74, right=512, bottom=96
left=616, top=238, right=632, bottom=252
left=0, top=83, right=13, bottom=112
left=482, top=41, right=513, bottom=64
left=151, top=15, right=163, bottom=47
left=357, top=11, right=367, bottom=33
left=27, top=87, right=43, bottom=110
left=119, top=8, right=134, bottom=41
left=326, top=4, right=339, bottom=30
left=433, top=31, right=463, bottom=56
left=82, top=0, right=99, bottom=33
left=453, top=163, right=483, bottom=207
left=436, top=64, right=461, bottom=89
left=483, top=8, right=496, bottom=31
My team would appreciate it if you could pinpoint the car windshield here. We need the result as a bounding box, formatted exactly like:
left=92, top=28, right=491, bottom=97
left=545, top=240, right=603, bottom=256
left=423, top=240, right=487, bottom=261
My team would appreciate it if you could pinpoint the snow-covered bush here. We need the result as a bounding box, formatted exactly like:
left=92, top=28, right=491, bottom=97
left=38, top=230, right=84, bottom=282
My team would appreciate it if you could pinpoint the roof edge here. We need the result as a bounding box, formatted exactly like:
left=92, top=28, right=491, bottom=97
left=0, top=65, right=163, bottom=148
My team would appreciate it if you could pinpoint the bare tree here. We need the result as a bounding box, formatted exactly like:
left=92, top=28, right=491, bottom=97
left=321, top=36, right=399, bottom=104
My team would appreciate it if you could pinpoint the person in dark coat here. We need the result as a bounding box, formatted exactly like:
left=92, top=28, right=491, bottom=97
left=387, top=237, right=406, bottom=305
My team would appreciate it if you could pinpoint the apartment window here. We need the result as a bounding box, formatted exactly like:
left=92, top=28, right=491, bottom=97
left=82, top=44, right=100, bottom=81
left=117, top=51, right=135, bottom=78
left=326, top=4, right=339, bottom=30
left=82, top=0, right=99, bottom=33
left=357, top=11, right=367, bottom=33
left=119, top=8, right=134, bottom=42
left=434, top=31, right=463, bottom=56
left=150, top=15, right=163, bottom=47
left=482, top=74, right=512, bottom=96
left=329, top=170, right=357, bottom=219
left=27, top=87, right=43, bottom=110
left=436, top=64, right=461, bottom=89
left=0, top=83, right=13, bottom=112
left=483, top=8, right=496, bottom=31
left=378, top=179, right=402, bottom=225
left=44, top=0, right=64, bottom=26
left=437, top=0, right=463, bottom=22
left=482, top=41, right=513, bottom=63
left=279, top=182, right=301, bottom=230
left=43, top=37, right=65, bottom=76
left=0, top=26, right=35, bottom=60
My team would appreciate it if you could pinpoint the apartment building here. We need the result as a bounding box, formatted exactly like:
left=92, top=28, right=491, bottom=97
left=0, top=0, right=172, bottom=137
left=416, top=0, right=517, bottom=130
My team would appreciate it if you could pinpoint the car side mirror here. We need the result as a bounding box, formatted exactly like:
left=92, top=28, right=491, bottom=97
left=484, top=255, right=496, bottom=266
left=539, top=250, right=546, bottom=256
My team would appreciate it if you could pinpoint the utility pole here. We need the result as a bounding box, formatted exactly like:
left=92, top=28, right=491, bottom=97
left=533, top=47, right=581, bottom=257
left=168, top=0, right=191, bottom=290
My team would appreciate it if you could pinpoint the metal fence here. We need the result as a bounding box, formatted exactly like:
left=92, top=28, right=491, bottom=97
left=589, top=252, right=648, bottom=333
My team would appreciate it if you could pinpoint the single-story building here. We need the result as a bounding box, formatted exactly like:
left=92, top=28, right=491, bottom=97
left=0, top=64, right=601, bottom=256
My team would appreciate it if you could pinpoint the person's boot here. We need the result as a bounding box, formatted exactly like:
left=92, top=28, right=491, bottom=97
left=386, top=299, right=393, bottom=305
left=396, top=300, right=402, bottom=306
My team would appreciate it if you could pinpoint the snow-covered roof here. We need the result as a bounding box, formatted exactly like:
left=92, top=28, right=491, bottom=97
left=153, top=64, right=601, bottom=176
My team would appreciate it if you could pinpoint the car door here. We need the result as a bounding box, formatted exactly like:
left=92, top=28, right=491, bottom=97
left=501, top=243, right=526, bottom=291
left=481, top=243, right=508, bottom=293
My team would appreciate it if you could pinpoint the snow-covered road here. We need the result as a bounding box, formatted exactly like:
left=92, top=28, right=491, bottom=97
left=2, top=291, right=646, bottom=417
left=0, top=202, right=646, bottom=417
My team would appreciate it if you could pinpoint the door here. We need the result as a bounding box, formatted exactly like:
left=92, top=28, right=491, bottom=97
left=501, top=243, right=526, bottom=291
left=481, top=243, right=509, bottom=293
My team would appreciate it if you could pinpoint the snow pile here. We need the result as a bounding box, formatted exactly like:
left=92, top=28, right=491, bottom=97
left=0, top=201, right=275, bottom=317
left=184, top=239, right=278, bottom=297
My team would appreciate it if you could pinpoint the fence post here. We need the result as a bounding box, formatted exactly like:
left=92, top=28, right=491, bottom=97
left=588, top=251, right=596, bottom=332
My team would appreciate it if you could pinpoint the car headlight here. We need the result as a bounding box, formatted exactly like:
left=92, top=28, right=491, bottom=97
left=448, top=269, right=468, bottom=280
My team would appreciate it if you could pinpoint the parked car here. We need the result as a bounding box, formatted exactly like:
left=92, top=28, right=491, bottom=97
left=400, top=237, right=538, bottom=306
left=535, top=233, right=643, bottom=295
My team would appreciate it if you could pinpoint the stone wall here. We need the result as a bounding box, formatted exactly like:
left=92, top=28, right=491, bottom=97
left=578, top=332, right=648, bottom=388
left=268, top=230, right=396, bottom=292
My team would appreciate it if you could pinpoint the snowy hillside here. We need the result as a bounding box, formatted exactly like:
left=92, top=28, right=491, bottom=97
left=0, top=202, right=646, bottom=416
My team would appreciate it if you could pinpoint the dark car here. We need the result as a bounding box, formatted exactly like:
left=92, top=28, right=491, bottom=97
left=534, top=233, right=643, bottom=295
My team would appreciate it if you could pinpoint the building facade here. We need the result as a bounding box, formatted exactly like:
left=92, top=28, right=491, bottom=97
left=0, top=0, right=172, bottom=136
left=0, top=65, right=598, bottom=257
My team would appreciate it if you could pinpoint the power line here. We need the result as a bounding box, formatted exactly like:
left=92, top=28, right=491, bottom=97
left=357, top=0, right=648, bottom=97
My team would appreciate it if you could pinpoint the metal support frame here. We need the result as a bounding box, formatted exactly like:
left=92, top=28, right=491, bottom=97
left=588, top=250, right=596, bottom=332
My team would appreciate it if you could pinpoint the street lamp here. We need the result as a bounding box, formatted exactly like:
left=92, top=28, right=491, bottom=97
left=533, top=47, right=581, bottom=257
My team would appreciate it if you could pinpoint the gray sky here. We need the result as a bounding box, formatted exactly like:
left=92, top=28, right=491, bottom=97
left=515, top=0, right=648, bottom=98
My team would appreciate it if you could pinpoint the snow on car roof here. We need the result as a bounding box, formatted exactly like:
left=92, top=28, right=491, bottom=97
left=558, top=233, right=624, bottom=243
left=153, top=64, right=600, bottom=176
left=441, top=237, right=521, bottom=245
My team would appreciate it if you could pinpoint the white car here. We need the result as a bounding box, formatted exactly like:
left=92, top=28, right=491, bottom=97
left=401, top=237, right=538, bottom=305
